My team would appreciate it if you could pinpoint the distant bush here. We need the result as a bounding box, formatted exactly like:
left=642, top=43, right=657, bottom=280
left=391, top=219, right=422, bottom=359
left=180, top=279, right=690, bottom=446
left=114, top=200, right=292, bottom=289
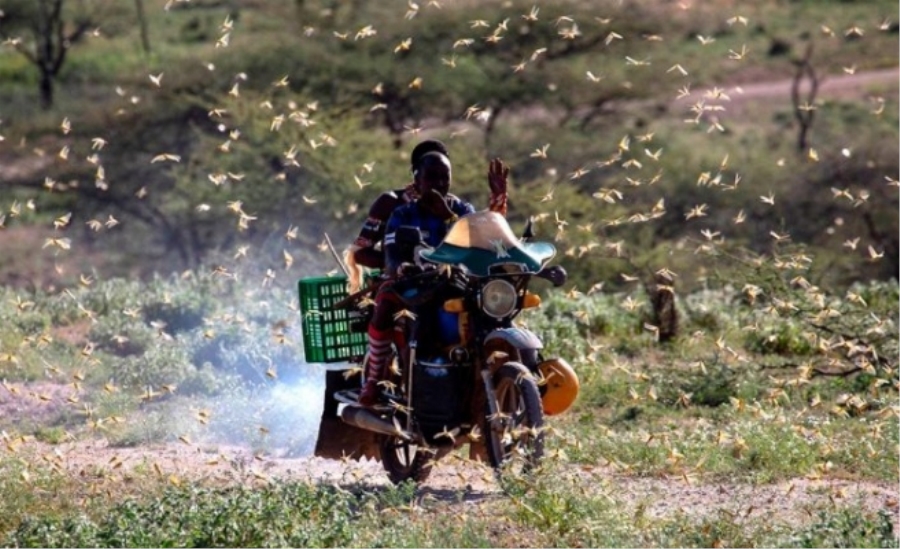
left=743, top=320, right=815, bottom=356
left=116, top=343, right=204, bottom=392
left=660, top=361, right=738, bottom=408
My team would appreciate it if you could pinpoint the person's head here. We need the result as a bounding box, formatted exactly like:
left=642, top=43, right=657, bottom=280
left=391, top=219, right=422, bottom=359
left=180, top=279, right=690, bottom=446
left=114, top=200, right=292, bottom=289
left=414, top=151, right=452, bottom=196
left=410, top=139, right=449, bottom=176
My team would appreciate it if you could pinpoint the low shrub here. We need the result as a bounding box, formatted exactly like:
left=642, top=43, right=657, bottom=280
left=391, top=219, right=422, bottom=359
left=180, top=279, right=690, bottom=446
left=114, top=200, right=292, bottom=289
left=788, top=507, right=898, bottom=548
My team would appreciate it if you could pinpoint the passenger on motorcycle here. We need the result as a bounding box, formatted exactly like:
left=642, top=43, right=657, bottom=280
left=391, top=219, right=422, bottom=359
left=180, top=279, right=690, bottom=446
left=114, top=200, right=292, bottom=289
left=358, top=151, right=508, bottom=407
left=345, top=139, right=508, bottom=293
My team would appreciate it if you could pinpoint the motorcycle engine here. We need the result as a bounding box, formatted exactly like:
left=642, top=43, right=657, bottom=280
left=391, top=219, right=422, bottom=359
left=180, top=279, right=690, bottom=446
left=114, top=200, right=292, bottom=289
left=412, top=357, right=467, bottom=445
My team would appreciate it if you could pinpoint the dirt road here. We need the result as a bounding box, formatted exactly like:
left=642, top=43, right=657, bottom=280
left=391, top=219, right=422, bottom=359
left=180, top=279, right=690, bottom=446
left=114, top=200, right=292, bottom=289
left=3, top=378, right=897, bottom=532
left=671, top=66, right=898, bottom=116
left=14, top=435, right=898, bottom=532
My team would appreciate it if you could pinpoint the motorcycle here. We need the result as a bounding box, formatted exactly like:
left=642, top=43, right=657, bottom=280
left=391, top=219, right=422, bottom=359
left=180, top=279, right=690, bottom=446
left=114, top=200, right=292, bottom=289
left=301, top=211, right=579, bottom=484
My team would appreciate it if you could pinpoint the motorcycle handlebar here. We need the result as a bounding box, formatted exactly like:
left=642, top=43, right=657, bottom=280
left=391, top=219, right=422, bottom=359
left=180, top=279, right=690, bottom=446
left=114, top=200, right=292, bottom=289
left=333, top=262, right=564, bottom=312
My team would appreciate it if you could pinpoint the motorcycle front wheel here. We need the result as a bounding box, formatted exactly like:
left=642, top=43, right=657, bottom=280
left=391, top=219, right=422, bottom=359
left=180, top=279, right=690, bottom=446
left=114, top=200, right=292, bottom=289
left=485, top=362, right=545, bottom=473
left=379, top=436, right=438, bottom=485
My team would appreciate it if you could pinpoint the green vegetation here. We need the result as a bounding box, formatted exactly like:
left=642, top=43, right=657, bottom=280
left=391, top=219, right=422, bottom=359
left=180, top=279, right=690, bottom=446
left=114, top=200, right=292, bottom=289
left=2, top=458, right=896, bottom=547
left=0, top=271, right=896, bottom=546
left=0, top=0, right=896, bottom=290
left=0, top=0, right=897, bottom=546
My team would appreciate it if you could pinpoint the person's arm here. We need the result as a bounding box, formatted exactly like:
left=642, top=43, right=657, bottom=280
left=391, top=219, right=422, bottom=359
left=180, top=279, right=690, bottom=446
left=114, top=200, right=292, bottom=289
left=487, top=158, right=509, bottom=216
left=383, top=207, right=410, bottom=278
left=351, top=192, right=400, bottom=269
left=450, top=199, right=476, bottom=221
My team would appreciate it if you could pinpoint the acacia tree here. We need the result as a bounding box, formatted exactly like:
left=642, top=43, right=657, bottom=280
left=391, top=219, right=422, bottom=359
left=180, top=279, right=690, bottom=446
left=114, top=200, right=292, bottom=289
left=0, top=0, right=93, bottom=108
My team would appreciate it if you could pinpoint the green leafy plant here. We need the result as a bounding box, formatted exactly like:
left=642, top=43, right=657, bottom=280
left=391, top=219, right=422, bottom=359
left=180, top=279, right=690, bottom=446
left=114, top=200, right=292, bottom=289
left=789, top=507, right=898, bottom=548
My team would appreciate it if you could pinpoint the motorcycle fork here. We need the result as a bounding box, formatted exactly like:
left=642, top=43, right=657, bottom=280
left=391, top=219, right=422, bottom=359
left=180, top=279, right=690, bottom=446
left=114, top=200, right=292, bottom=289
left=402, top=314, right=420, bottom=437
left=481, top=368, right=499, bottom=417
left=406, top=341, right=417, bottom=435
left=481, top=368, right=504, bottom=460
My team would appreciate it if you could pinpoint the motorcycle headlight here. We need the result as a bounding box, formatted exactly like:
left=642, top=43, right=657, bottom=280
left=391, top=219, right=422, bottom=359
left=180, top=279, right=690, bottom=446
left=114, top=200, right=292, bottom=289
left=481, top=279, right=518, bottom=318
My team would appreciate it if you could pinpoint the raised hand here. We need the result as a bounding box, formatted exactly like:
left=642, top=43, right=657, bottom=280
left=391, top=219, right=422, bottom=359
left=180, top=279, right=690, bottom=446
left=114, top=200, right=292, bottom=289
left=488, top=158, right=509, bottom=196
left=419, top=189, right=455, bottom=221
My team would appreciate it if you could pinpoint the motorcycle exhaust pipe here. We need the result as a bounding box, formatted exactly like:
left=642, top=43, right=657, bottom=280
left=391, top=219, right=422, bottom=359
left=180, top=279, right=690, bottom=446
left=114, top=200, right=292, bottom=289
left=340, top=405, right=412, bottom=441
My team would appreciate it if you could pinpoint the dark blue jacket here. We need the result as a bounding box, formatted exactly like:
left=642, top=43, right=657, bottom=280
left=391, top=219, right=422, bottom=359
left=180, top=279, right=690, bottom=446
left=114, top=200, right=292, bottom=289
left=384, top=195, right=475, bottom=273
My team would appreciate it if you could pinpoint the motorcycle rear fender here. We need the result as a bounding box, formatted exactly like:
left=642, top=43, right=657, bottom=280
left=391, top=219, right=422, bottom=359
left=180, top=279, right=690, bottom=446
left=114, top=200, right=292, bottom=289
left=483, top=327, right=542, bottom=372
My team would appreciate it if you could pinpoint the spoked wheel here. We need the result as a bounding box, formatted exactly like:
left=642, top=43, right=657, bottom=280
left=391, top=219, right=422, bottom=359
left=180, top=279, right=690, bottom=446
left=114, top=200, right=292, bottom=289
left=379, top=435, right=439, bottom=485
left=485, top=362, right=545, bottom=473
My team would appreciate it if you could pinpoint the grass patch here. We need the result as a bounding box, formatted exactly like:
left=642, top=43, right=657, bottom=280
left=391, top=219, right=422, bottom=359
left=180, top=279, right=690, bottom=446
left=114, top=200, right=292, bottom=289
left=786, top=507, right=899, bottom=548
left=5, top=482, right=359, bottom=548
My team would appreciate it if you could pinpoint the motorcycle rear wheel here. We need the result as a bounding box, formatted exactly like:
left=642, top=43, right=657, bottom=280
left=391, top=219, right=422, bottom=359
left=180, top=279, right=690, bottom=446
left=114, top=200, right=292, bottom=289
left=486, top=362, right=545, bottom=473
left=379, top=436, right=440, bottom=485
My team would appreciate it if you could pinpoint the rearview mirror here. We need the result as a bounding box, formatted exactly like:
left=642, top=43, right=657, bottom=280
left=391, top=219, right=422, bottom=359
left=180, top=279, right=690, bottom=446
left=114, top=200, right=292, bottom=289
left=537, top=265, right=567, bottom=287
left=521, top=218, right=535, bottom=241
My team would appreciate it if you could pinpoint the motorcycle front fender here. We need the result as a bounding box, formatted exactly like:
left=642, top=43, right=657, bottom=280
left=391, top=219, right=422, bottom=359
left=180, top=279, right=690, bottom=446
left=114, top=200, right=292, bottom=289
left=483, top=327, right=543, bottom=371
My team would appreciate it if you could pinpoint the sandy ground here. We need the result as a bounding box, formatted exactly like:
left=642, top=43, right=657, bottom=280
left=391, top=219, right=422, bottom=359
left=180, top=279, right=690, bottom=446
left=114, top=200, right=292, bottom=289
left=7, top=436, right=897, bottom=533
left=3, top=377, right=896, bottom=533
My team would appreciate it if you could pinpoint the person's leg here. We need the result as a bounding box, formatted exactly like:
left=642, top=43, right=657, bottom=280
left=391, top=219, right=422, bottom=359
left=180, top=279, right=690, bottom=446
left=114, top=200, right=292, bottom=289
left=359, top=285, right=399, bottom=406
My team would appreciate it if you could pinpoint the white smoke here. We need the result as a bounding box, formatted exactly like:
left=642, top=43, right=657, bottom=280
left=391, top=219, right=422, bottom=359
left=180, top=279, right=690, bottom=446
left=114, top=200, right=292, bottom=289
left=146, top=364, right=329, bottom=458
left=219, top=371, right=324, bottom=457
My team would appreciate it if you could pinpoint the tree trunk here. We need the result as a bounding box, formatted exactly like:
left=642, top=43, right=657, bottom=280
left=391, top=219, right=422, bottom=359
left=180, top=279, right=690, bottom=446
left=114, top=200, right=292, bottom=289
left=39, top=70, right=54, bottom=109
left=791, top=44, right=818, bottom=153
left=135, top=0, right=151, bottom=54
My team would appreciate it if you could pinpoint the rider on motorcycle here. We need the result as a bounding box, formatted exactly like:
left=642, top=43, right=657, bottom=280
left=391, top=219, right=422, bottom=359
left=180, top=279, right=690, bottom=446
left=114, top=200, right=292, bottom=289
left=358, top=151, right=508, bottom=407
left=345, top=140, right=508, bottom=293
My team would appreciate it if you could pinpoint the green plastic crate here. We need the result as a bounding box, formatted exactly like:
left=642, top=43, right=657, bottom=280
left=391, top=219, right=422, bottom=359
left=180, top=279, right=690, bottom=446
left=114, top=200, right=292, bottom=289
left=298, top=275, right=367, bottom=363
